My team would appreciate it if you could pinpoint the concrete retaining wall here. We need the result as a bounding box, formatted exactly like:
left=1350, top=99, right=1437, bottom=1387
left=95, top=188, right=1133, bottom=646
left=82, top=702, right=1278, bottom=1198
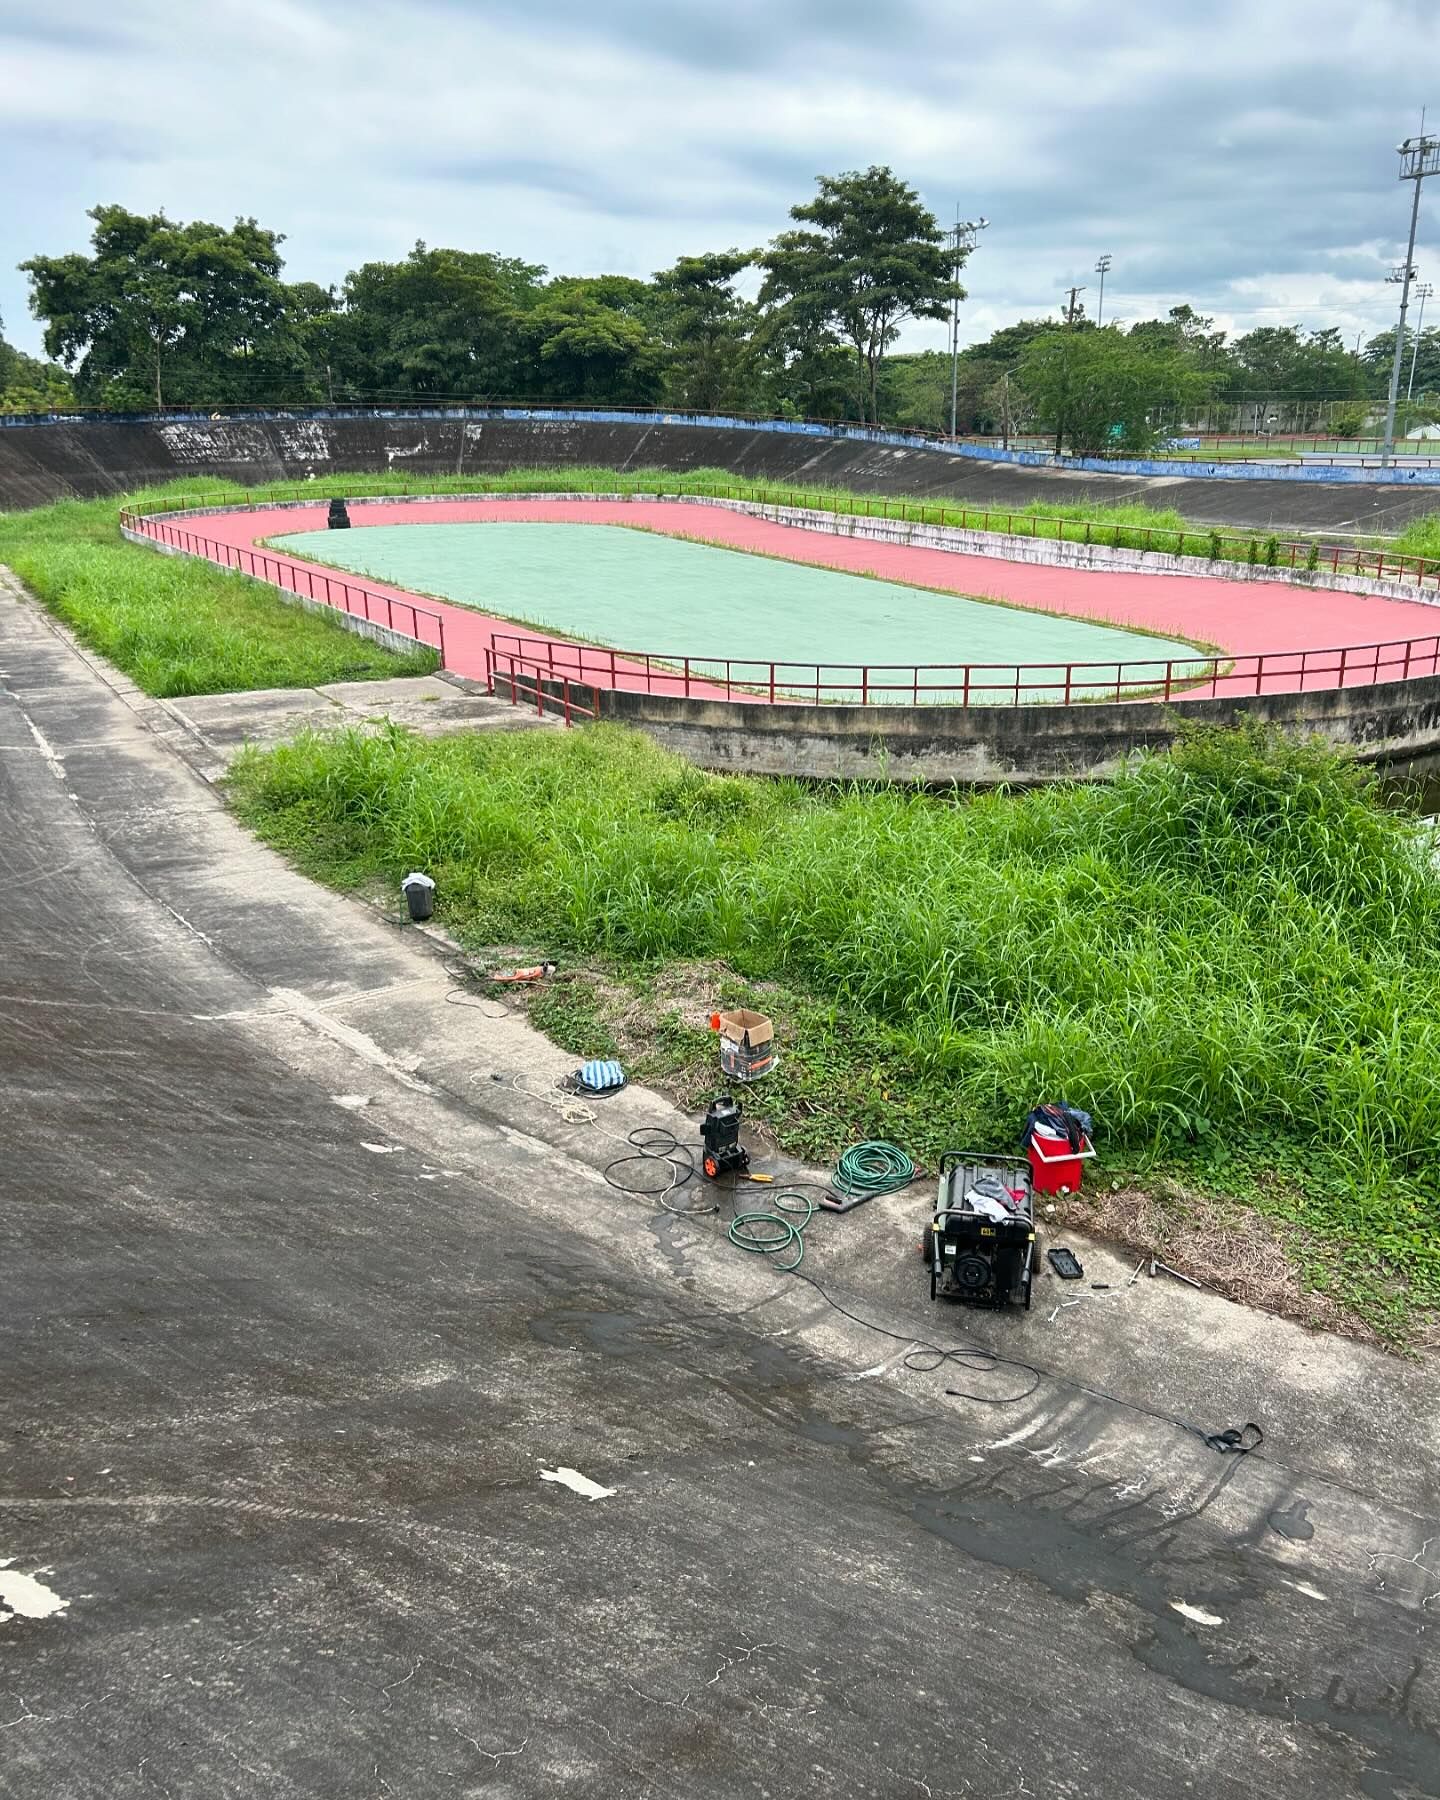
left=587, top=673, right=1440, bottom=785
left=696, top=498, right=1440, bottom=610
left=9, top=410, right=1440, bottom=533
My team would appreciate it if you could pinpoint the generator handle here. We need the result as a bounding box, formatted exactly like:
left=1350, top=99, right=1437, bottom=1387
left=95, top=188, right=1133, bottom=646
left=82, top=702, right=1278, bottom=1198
left=938, top=1149, right=1032, bottom=1175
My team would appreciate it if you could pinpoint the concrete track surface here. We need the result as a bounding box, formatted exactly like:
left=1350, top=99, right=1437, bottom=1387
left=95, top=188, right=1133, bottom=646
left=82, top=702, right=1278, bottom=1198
left=2, top=588, right=1439, bottom=1799
left=7, top=413, right=1440, bottom=532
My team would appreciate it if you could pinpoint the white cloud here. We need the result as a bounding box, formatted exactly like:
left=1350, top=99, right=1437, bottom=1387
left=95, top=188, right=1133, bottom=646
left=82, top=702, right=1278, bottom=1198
left=2, top=0, right=1438, bottom=358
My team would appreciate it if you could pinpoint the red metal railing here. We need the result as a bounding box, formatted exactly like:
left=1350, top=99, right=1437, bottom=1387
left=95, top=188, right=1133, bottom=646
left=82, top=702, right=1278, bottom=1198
left=118, top=486, right=1440, bottom=590
left=120, top=509, right=447, bottom=661
left=488, top=649, right=601, bottom=725
left=488, top=628, right=1440, bottom=708
left=121, top=500, right=1440, bottom=711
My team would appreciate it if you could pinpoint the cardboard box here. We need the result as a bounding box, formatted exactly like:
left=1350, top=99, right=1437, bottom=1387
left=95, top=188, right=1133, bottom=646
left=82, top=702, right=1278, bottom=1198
left=715, top=1008, right=774, bottom=1049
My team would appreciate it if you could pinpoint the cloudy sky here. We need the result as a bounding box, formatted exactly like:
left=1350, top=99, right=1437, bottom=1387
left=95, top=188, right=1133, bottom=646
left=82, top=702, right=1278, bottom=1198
left=2, top=0, right=1439, bottom=361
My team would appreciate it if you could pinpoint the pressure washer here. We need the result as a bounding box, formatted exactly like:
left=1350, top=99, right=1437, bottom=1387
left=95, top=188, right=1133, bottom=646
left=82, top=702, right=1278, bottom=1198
left=700, top=1094, right=749, bottom=1180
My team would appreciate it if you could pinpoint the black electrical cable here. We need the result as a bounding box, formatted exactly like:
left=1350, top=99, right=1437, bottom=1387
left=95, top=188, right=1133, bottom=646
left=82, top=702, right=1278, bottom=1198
left=787, top=1268, right=1043, bottom=1406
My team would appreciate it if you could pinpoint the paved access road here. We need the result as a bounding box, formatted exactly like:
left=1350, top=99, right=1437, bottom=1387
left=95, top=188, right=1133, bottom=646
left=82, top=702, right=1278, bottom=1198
left=2, top=590, right=1438, bottom=1799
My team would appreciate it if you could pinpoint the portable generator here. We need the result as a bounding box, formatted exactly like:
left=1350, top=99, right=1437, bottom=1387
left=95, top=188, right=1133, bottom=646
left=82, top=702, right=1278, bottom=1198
left=922, top=1151, right=1037, bottom=1309
left=701, top=1095, right=749, bottom=1180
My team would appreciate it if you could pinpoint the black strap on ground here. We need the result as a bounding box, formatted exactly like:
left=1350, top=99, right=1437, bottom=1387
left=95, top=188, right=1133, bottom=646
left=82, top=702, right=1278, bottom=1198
left=1195, top=1422, right=1264, bottom=1455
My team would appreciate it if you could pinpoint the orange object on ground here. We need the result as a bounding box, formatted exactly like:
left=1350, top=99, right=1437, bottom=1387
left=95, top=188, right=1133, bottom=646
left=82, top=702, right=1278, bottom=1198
left=491, top=961, right=557, bottom=984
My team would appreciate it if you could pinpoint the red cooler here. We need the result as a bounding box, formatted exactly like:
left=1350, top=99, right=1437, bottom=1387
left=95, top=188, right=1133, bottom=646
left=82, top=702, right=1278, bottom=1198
left=1027, top=1127, right=1095, bottom=1195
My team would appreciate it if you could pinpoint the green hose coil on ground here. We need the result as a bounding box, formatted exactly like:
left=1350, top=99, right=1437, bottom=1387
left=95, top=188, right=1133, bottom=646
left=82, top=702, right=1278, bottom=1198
left=728, top=1191, right=816, bottom=1271
left=831, top=1141, right=916, bottom=1201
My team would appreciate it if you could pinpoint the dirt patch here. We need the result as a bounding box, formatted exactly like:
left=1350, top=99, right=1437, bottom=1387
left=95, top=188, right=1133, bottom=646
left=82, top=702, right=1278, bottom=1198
left=1048, top=1179, right=1398, bottom=1346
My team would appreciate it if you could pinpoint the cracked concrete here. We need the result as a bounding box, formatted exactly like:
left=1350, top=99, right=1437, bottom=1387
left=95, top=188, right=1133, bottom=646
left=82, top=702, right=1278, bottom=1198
left=2, top=573, right=1439, bottom=1797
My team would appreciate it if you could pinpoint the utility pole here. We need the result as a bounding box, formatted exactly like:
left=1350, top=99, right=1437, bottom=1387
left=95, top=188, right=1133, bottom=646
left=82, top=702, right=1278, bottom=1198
left=1053, top=286, right=1088, bottom=453
left=1408, top=281, right=1434, bottom=400
left=948, top=213, right=989, bottom=438
left=1383, top=131, right=1440, bottom=466
left=1094, top=254, right=1112, bottom=328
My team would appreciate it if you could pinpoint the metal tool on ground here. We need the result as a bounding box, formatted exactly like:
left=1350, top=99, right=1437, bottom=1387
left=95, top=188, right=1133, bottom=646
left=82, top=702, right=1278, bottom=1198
left=1150, top=1257, right=1203, bottom=1289
left=700, top=1094, right=749, bottom=1180
left=922, top=1151, right=1038, bottom=1309
left=1048, top=1247, right=1085, bottom=1280
left=821, top=1141, right=916, bottom=1213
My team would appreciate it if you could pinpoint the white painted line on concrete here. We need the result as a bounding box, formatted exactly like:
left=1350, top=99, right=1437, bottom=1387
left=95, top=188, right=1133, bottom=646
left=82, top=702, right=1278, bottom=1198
left=1170, top=1600, right=1224, bottom=1626
left=268, top=987, right=433, bottom=1094
left=0, top=1560, right=69, bottom=1623
left=23, top=716, right=66, bottom=782
left=988, top=1416, right=1049, bottom=1451
left=539, top=1468, right=616, bottom=1502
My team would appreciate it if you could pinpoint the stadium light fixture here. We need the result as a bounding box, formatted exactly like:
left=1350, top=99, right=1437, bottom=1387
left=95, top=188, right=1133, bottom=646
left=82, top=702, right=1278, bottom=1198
left=1383, top=133, right=1440, bottom=465
left=1094, top=254, right=1113, bottom=327
left=1408, top=282, right=1435, bottom=400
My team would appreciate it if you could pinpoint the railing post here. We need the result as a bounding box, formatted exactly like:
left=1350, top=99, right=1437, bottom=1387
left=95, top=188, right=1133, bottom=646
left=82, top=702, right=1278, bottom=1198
left=861, top=666, right=869, bottom=705
left=1338, top=646, right=1348, bottom=688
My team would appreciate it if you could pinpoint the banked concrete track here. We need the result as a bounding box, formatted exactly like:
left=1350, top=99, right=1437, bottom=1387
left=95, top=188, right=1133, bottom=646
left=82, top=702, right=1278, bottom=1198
left=5, top=409, right=1440, bottom=532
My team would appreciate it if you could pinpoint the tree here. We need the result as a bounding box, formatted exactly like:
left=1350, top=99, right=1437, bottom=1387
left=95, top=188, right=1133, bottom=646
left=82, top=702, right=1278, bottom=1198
left=758, top=167, right=955, bottom=422
left=1126, top=304, right=1227, bottom=365
left=524, top=290, right=664, bottom=403
left=0, top=313, right=75, bottom=413
left=22, top=206, right=294, bottom=409
left=1224, top=325, right=1364, bottom=401
left=334, top=243, right=545, bottom=400
left=1016, top=327, right=1218, bottom=456
left=1362, top=327, right=1440, bottom=404
left=653, top=251, right=755, bottom=410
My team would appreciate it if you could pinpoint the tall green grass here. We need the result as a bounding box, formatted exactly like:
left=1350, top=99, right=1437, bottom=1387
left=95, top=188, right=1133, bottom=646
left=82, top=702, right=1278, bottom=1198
left=227, top=719, right=1440, bottom=1322
left=0, top=495, right=437, bottom=698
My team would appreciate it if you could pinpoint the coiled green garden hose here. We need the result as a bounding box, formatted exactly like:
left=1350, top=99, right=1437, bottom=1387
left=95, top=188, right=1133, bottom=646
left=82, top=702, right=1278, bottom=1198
left=830, top=1140, right=916, bottom=1201
left=728, top=1191, right=816, bottom=1271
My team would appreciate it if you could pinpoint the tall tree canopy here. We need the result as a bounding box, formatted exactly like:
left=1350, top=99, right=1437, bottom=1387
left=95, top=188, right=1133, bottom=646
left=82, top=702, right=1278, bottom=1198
left=1017, top=326, right=1218, bottom=455
left=22, top=206, right=295, bottom=409
left=758, top=166, right=956, bottom=422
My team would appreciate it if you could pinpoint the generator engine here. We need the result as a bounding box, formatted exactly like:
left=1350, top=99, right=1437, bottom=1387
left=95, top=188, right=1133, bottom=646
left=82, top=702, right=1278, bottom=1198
left=923, top=1151, right=1037, bottom=1310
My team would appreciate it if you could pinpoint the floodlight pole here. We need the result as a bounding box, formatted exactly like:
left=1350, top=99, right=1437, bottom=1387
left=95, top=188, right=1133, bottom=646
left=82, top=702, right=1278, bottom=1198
left=1383, top=134, right=1440, bottom=466
left=949, top=213, right=988, bottom=438
left=1094, top=254, right=1112, bottom=328
left=1407, top=282, right=1434, bottom=399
